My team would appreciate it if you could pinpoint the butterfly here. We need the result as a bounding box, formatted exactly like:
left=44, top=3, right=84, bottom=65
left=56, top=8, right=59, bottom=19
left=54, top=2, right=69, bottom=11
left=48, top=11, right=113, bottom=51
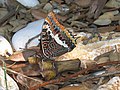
left=40, top=11, right=76, bottom=59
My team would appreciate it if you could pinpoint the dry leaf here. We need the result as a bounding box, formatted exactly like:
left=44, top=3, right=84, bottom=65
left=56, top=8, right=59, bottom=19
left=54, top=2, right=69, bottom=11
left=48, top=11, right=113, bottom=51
left=31, top=9, right=47, bottom=19
left=87, top=0, right=107, bottom=19
left=75, top=0, right=91, bottom=7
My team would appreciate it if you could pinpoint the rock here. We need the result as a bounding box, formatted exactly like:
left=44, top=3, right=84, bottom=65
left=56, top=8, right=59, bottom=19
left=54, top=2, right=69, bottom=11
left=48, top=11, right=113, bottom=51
left=53, top=9, right=61, bottom=14
left=107, top=10, right=119, bottom=16
left=56, top=37, right=120, bottom=61
left=12, top=19, right=44, bottom=51
left=0, top=35, right=13, bottom=57
left=65, top=0, right=74, bottom=4
left=111, top=15, right=120, bottom=21
left=105, top=0, right=120, bottom=8
left=99, top=13, right=113, bottom=19
left=0, top=0, right=6, bottom=7
left=97, top=76, right=120, bottom=90
left=99, top=10, right=119, bottom=19
left=119, top=20, right=120, bottom=25
left=94, top=19, right=111, bottom=26
left=75, top=0, right=91, bottom=7
left=60, top=4, right=69, bottom=13
left=109, top=52, right=120, bottom=61
left=40, top=0, right=49, bottom=3
left=97, top=57, right=109, bottom=64
left=94, top=10, right=119, bottom=25
left=0, top=8, right=8, bottom=19
left=17, top=0, right=40, bottom=8
left=0, top=66, right=19, bottom=90
left=43, top=3, right=53, bottom=12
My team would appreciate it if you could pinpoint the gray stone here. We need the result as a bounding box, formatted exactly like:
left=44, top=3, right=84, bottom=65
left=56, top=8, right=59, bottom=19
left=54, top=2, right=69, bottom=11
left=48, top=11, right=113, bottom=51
left=109, top=52, right=120, bottom=61
left=97, top=57, right=110, bottom=64
left=43, top=3, right=53, bottom=12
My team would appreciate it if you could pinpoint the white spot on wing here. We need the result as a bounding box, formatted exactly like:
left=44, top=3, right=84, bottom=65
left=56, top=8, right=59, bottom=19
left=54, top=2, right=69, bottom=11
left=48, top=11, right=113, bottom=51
left=46, top=25, right=68, bottom=48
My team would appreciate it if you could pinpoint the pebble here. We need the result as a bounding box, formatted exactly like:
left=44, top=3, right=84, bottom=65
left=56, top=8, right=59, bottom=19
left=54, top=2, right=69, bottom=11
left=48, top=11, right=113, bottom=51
left=43, top=3, right=53, bottom=12
left=105, top=0, right=120, bottom=8
left=0, top=66, right=19, bottom=90
left=109, top=52, right=120, bottom=61
left=16, top=0, right=40, bottom=8
left=0, top=35, right=13, bottom=57
left=97, top=57, right=109, bottom=64
left=94, top=10, right=119, bottom=25
left=12, top=19, right=44, bottom=51
left=97, top=76, right=120, bottom=90
left=40, top=0, right=49, bottom=3
left=75, top=0, right=91, bottom=7
left=94, top=19, right=111, bottom=26
left=60, top=4, right=69, bottom=12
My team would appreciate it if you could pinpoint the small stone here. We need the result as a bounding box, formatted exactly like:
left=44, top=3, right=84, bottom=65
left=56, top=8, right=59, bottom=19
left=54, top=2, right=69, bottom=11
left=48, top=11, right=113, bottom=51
left=65, top=0, right=74, bottom=4
left=119, top=20, right=120, bottom=25
left=109, top=52, right=120, bottom=61
left=94, top=19, right=111, bottom=25
left=60, top=4, right=69, bottom=13
left=94, top=10, right=119, bottom=25
left=97, top=76, right=120, bottom=90
left=0, top=35, right=13, bottom=57
left=99, top=13, right=114, bottom=19
left=12, top=19, right=44, bottom=51
left=111, top=15, right=120, bottom=21
left=108, top=10, right=119, bottom=16
left=99, top=10, right=119, bottom=19
left=17, top=0, right=40, bottom=8
left=53, top=9, right=61, bottom=14
left=106, top=0, right=120, bottom=8
left=43, top=3, right=53, bottom=12
left=40, top=0, right=49, bottom=3
left=0, top=8, right=8, bottom=19
left=75, top=0, right=91, bottom=7
left=97, top=57, right=109, bottom=64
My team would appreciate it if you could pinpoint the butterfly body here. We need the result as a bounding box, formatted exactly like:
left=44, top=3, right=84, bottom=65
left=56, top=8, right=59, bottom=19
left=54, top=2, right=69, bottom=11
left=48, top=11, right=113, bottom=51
left=41, top=12, right=76, bottom=59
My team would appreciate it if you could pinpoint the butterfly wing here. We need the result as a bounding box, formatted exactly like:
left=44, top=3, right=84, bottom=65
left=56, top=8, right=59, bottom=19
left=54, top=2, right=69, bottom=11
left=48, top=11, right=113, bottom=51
left=41, top=12, right=75, bottom=58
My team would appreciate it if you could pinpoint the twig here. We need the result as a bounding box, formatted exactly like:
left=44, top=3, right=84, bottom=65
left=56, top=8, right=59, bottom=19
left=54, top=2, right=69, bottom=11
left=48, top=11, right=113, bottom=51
left=81, top=71, right=120, bottom=82
left=8, top=63, right=27, bottom=69
left=102, top=7, right=120, bottom=13
left=92, top=77, right=104, bottom=90
left=62, top=68, right=120, bottom=88
left=29, top=61, right=120, bottom=90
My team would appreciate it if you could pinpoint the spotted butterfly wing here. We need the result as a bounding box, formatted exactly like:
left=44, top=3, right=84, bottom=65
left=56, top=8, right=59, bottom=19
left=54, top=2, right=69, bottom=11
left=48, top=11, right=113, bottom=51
left=41, top=12, right=76, bottom=59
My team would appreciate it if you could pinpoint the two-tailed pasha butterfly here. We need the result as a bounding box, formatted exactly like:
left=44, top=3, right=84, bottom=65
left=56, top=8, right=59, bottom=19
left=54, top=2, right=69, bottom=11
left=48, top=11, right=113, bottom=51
left=40, top=11, right=76, bottom=59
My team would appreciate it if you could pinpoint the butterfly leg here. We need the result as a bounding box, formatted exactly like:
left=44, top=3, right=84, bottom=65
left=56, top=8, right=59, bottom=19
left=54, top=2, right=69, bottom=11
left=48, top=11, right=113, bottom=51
left=25, top=33, right=42, bottom=49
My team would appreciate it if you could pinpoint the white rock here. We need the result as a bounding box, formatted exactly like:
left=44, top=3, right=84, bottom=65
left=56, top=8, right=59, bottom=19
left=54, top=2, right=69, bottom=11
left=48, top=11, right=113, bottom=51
left=94, top=19, right=111, bottom=25
left=0, top=66, right=19, bottom=90
left=97, top=76, right=120, bottom=90
left=0, top=35, right=13, bottom=57
left=16, top=0, right=40, bottom=8
left=0, top=0, right=5, bottom=6
left=12, top=19, right=44, bottom=51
